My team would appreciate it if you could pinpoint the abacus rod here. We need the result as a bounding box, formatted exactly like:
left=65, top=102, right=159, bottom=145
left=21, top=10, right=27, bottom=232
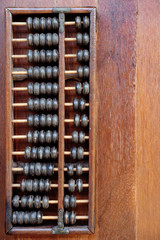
left=12, top=70, right=77, bottom=75
left=12, top=21, right=82, bottom=26
left=12, top=38, right=76, bottom=42
left=12, top=151, right=89, bottom=156
left=12, top=183, right=89, bottom=188
left=42, top=216, right=88, bottom=220
left=12, top=167, right=89, bottom=172
left=12, top=135, right=89, bottom=140
left=12, top=86, right=76, bottom=91
left=12, top=102, right=89, bottom=107
left=12, top=119, right=89, bottom=123
left=12, top=54, right=77, bottom=58
left=15, top=199, right=88, bottom=204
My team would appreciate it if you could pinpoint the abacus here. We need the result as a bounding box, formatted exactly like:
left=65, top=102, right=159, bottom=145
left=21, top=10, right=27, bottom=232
left=5, top=7, right=96, bottom=235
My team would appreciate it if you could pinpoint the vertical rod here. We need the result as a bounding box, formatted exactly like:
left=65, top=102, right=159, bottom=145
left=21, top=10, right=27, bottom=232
left=58, top=12, right=65, bottom=211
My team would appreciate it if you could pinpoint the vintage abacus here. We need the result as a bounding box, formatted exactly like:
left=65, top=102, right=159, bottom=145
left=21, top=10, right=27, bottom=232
left=5, top=7, right=96, bottom=235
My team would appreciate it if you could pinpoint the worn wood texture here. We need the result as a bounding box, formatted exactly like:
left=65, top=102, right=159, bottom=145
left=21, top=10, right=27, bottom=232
left=136, top=0, right=160, bottom=239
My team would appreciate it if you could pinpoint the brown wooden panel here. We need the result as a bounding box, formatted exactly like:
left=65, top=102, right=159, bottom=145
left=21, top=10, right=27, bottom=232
left=136, top=0, right=160, bottom=239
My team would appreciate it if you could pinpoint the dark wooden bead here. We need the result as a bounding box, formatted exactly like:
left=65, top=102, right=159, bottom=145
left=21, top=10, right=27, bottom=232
left=40, top=17, right=46, bottom=31
left=21, top=195, right=27, bottom=208
left=81, top=114, right=89, bottom=127
left=72, top=131, right=78, bottom=143
left=34, top=98, right=40, bottom=111
left=64, top=211, right=70, bottom=225
left=46, top=17, right=52, bottom=31
left=33, top=66, right=40, bottom=79
left=76, top=163, right=83, bottom=176
left=71, top=147, right=77, bottom=160
left=83, top=65, right=89, bottom=78
left=79, top=98, right=86, bottom=111
left=40, top=49, right=46, bottom=63
left=52, top=33, right=59, bottom=46
left=77, top=50, right=83, bottom=62
left=34, top=82, right=40, bottom=95
left=67, top=164, right=74, bottom=176
left=39, top=179, right=45, bottom=192
left=25, top=146, right=31, bottom=159
left=46, top=50, right=52, bottom=63
left=37, top=146, right=44, bottom=160
left=44, top=146, right=50, bottom=159
left=33, top=130, right=39, bottom=143
left=39, top=33, right=45, bottom=47
left=40, top=82, right=46, bottom=95
left=27, top=34, right=33, bottom=46
left=46, top=66, right=52, bottom=79
left=33, top=179, right=39, bottom=192
left=40, top=114, right=46, bottom=127
left=27, top=98, right=33, bottom=111
left=52, top=66, right=58, bottom=79
left=39, top=66, right=46, bottom=80
left=46, top=130, right=52, bottom=143
left=17, top=211, right=24, bottom=225
left=42, top=196, right=49, bottom=209
left=70, top=211, right=76, bottom=225
left=27, top=115, right=34, bottom=126
left=26, top=17, right=32, bottom=31
left=83, top=81, right=89, bottom=95
left=33, top=33, right=40, bottom=47
left=52, top=130, right=58, bottom=143
left=77, top=66, right=83, bottom=78
left=83, top=16, right=90, bottom=29
left=31, top=146, right=38, bottom=160
left=70, top=195, right=76, bottom=208
left=52, top=82, right=59, bottom=95
left=52, top=98, right=58, bottom=111
left=44, top=179, right=51, bottom=192
left=63, top=195, right=70, bottom=208
left=83, top=33, right=89, bottom=46
left=76, top=33, right=82, bottom=46
left=37, top=211, right=43, bottom=224
left=34, top=195, right=41, bottom=209
left=23, top=163, right=30, bottom=175
left=35, top=162, right=42, bottom=176
left=39, top=130, right=45, bottom=144
left=68, top=179, right=75, bottom=192
left=46, top=82, right=52, bottom=95
left=24, top=211, right=30, bottom=224
left=33, top=17, right=40, bottom=31
left=74, top=114, right=80, bottom=127
left=46, top=114, right=52, bottom=127
left=27, top=50, right=33, bottom=63
left=46, top=33, right=52, bottom=47
left=77, top=146, right=84, bottom=160
left=26, top=179, right=33, bottom=192
left=27, top=195, right=34, bottom=208
left=46, top=98, right=52, bottom=111
left=12, top=211, right=18, bottom=225
left=51, top=147, right=58, bottom=159
left=53, top=49, right=58, bottom=62
left=30, top=211, right=36, bottom=225
left=73, top=98, right=79, bottom=110
left=79, top=131, right=85, bottom=143
left=27, top=131, right=32, bottom=143
left=75, top=16, right=82, bottom=30
left=20, top=179, right=26, bottom=192
left=33, top=49, right=40, bottom=63
left=83, top=49, right=89, bottom=62
left=76, top=179, right=83, bottom=192
left=41, top=163, right=47, bottom=176
left=28, top=66, right=33, bottom=79
left=39, top=98, right=46, bottom=111
left=12, top=195, right=20, bottom=208
left=76, top=82, right=82, bottom=95
left=52, top=17, right=59, bottom=29
left=52, top=114, right=58, bottom=127
left=28, top=82, right=33, bottom=95
left=29, top=163, right=35, bottom=176
left=47, top=163, right=54, bottom=176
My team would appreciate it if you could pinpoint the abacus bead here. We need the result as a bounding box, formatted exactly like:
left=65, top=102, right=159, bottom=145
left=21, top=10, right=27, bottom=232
left=48, top=163, right=54, bottom=176
left=70, top=211, right=76, bottom=225
left=83, top=49, right=89, bottom=62
left=33, top=130, right=39, bottom=143
left=46, top=50, right=52, bottom=63
left=83, top=33, right=89, bottom=46
left=52, top=33, right=58, bottom=46
left=29, top=163, right=35, bottom=176
left=68, top=179, right=75, bottom=192
left=33, top=66, right=40, bottom=79
left=27, top=195, right=34, bottom=208
left=52, top=82, right=59, bottom=95
left=73, top=98, right=79, bottom=110
left=46, top=66, right=52, bottom=79
left=51, top=147, right=58, bottom=159
left=70, top=195, right=76, bottom=208
left=76, top=33, right=82, bottom=46
left=44, top=179, right=51, bottom=192
left=12, top=195, right=20, bottom=208
left=30, top=211, right=37, bottom=225
left=23, top=162, right=29, bottom=175
left=40, top=49, right=46, bottom=63
left=46, top=130, right=52, bottom=143
left=20, top=179, right=26, bottom=192
left=40, top=17, right=46, bottom=31
left=52, top=114, right=58, bottom=127
left=21, top=201, right=28, bottom=213
left=18, top=211, right=24, bottom=225
left=33, top=33, right=40, bottom=47
left=53, top=66, right=58, bottom=79
left=26, top=179, right=33, bottom=192
left=53, top=49, right=58, bottom=62
left=33, top=179, right=39, bottom=192
left=35, top=162, right=42, bottom=176
left=26, top=17, right=32, bottom=31
left=28, top=66, right=33, bottom=79
left=40, top=82, right=46, bottom=95
left=83, top=81, right=89, bottom=95
left=33, top=17, right=39, bottom=31
left=52, top=130, right=58, bottom=142
left=67, top=164, right=74, bottom=176
left=72, top=130, right=78, bottom=143
left=63, top=195, right=70, bottom=208
left=46, top=82, right=52, bottom=95
left=76, top=163, right=83, bottom=175
left=39, top=33, right=45, bottom=47
left=34, top=195, right=41, bottom=209
left=37, top=211, right=43, bottom=224
left=77, top=147, right=84, bottom=160
left=27, top=130, right=32, bottom=143
left=39, top=98, right=46, bottom=111
left=34, top=82, right=40, bottom=95
left=39, top=66, right=46, bottom=80
left=52, top=17, right=59, bottom=29
left=79, top=98, right=86, bottom=111
left=75, top=16, right=81, bottom=30
left=77, top=50, right=83, bottom=62
left=37, top=146, right=44, bottom=160
left=83, top=16, right=90, bottom=29
left=77, top=66, right=83, bottom=78
left=41, top=164, right=47, bottom=176
left=33, top=49, right=40, bottom=63
left=24, top=212, right=30, bottom=224
left=76, top=82, right=82, bottom=95
left=27, top=98, right=33, bottom=111
left=52, top=98, right=58, bottom=111
left=25, top=146, right=31, bottom=159
left=28, top=34, right=33, bottom=47
left=46, top=33, right=52, bottom=47
left=76, top=179, right=83, bottom=192
left=79, top=131, right=85, bottom=143
left=12, top=211, right=18, bottom=224
left=83, top=66, right=89, bottom=78
left=81, top=114, right=89, bottom=127
left=27, top=50, right=33, bottom=63
left=42, top=196, right=49, bottom=209
left=46, top=98, right=52, bottom=111
left=64, top=211, right=70, bottom=225
left=39, top=114, right=46, bottom=127
left=46, top=17, right=52, bottom=31
left=44, top=146, right=50, bottom=159
left=39, top=130, right=45, bottom=143
left=71, top=147, right=77, bottom=160
left=39, top=179, right=45, bottom=192
left=33, top=114, right=39, bottom=126
left=46, top=114, right=52, bottom=127
left=31, top=146, right=38, bottom=159
left=74, top=114, right=80, bottom=127
left=28, top=82, right=33, bottom=95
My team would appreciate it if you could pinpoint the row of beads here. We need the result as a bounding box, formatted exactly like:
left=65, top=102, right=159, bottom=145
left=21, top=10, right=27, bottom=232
left=23, top=162, right=54, bottom=176
left=27, top=98, right=58, bottom=111
left=27, top=66, right=58, bottom=79
left=13, top=195, right=49, bottom=209
left=25, top=146, right=58, bottom=160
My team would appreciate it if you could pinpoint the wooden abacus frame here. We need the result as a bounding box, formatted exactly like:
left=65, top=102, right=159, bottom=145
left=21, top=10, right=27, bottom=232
left=5, top=7, right=96, bottom=235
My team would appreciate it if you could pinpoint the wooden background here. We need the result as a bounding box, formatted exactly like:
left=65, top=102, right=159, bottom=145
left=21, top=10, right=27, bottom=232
left=0, top=0, right=159, bottom=239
